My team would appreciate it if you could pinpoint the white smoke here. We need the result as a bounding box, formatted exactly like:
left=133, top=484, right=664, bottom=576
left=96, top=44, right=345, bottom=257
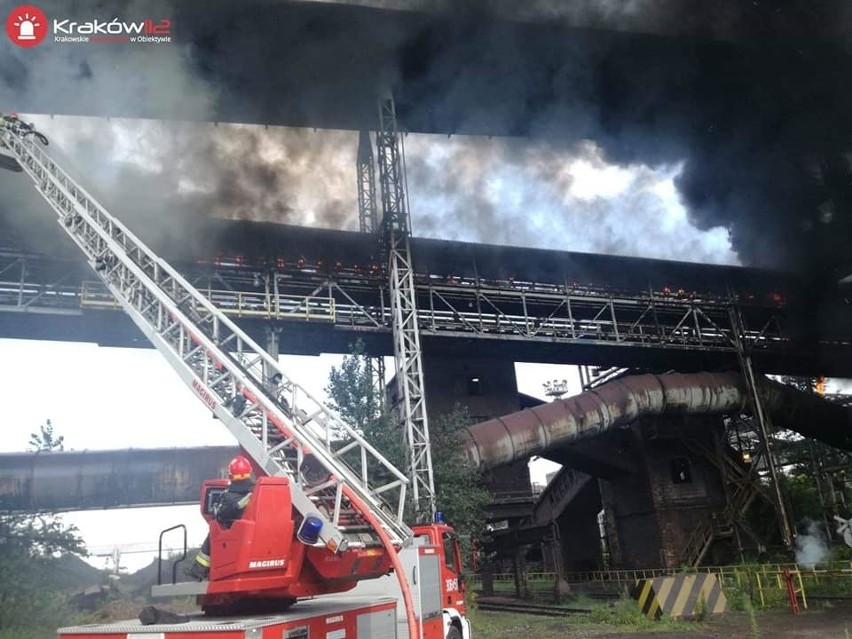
left=795, top=519, right=830, bottom=568
left=1, top=116, right=739, bottom=265
left=835, top=515, right=852, bottom=548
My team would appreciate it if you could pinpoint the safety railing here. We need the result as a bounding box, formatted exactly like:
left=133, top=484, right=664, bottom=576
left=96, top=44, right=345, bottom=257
left=203, top=287, right=335, bottom=321
left=0, top=279, right=83, bottom=311
left=468, top=572, right=562, bottom=595
left=561, top=568, right=673, bottom=587
left=81, top=281, right=336, bottom=321
left=467, top=561, right=852, bottom=594
left=10, top=258, right=852, bottom=357
left=80, top=280, right=120, bottom=308
left=563, top=561, right=852, bottom=608
left=488, top=487, right=544, bottom=504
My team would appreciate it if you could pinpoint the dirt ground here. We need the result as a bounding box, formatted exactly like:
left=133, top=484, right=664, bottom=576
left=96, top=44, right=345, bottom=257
left=691, top=604, right=852, bottom=639
left=473, top=602, right=852, bottom=639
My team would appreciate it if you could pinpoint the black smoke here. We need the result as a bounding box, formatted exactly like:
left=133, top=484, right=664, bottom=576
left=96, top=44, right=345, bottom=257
left=0, top=118, right=357, bottom=257
left=2, top=0, right=852, bottom=275
left=158, top=0, right=852, bottom=273
left=389, top=9, right=852, bottom=274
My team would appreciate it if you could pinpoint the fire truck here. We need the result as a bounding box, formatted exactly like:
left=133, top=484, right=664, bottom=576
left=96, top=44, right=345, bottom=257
left=0, top=116, right=471, bottom=639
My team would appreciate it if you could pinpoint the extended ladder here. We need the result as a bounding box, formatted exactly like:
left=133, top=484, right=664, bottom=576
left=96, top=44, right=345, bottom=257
left=0, top=123, right=412, bottom=552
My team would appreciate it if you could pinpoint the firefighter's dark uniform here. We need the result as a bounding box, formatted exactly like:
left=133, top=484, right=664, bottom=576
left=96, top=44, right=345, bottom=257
left=188, top=478, right=254, bottom=580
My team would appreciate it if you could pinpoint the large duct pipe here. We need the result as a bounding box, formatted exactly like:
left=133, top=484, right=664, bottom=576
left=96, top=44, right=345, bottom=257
left=462, top=373, right=852, bottom=470
left=0, top=446, right=239, bottom=512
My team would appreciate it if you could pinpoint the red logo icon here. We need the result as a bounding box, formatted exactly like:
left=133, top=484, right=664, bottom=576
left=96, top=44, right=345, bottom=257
left=6, top=5, right=48, bottom=48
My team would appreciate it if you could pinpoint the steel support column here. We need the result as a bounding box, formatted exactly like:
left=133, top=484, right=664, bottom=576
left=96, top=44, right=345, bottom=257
left=356, top=130, right=379, bottom=233
left=376, top=94, right=435, bottom=518
left=730, top=307, right=795, bottom=550
left=369, top=356, right=387, bottom=409
left=263, top=324, right=282, bottom=383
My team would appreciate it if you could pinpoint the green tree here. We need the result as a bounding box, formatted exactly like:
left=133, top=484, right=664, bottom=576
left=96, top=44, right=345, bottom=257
left=0, top=424, right=84, bottom=638
left=429, top=406, right=491, bottom=546
left=29, top=418, right=65, bottom=451
left=326, top=345, right=408, bottom=473
left=326, top=342, right=489, bottom=546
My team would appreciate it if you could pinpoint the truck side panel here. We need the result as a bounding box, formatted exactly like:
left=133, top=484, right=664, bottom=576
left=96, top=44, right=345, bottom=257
left=58, top=598, right=396, bottom=639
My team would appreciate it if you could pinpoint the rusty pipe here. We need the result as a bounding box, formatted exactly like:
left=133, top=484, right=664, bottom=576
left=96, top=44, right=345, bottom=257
left=462, top=373, right=852, bottom=469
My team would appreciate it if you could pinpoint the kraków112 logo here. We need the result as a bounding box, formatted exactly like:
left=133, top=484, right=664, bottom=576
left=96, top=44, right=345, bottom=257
left=5, top=5, right=48, bottom=47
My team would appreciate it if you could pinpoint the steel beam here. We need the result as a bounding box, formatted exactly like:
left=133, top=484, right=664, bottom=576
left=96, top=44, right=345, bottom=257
left=729, top=308, right=795, bottom=550
left=356, top=130, right=379, bottom=233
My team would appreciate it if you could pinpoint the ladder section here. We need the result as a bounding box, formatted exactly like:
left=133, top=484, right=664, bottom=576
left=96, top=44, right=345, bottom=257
left=0, top=124, right=412, bottom=551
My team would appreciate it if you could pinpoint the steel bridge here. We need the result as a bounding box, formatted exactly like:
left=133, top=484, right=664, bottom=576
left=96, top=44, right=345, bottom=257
left=2, top=221, right=850, bottom=376
left=5, top=0, right=851, bottom=153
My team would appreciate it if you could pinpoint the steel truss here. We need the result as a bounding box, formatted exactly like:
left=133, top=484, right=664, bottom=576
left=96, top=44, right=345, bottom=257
left=369, top=356, right=387, bottom=410
left=356, top=130, right=379, bottom=233
left=0, top=125, right=412, bottom=552
left=356, top=130, right=386, bottom=408
left=376, top=95, right=436, bottom=519
left=0, top=251, right=85, bottom=315
left=3, top=253, right=817, bottom=358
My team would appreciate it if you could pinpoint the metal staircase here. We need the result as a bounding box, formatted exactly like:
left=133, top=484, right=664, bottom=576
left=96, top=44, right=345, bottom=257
left=0, top=121, right=412, bottom=552
left=680, top=440, right=764, bottom=566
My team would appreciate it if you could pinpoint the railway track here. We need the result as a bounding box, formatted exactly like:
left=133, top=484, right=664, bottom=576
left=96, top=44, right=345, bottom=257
left=477, top=601, right=592, bottom=616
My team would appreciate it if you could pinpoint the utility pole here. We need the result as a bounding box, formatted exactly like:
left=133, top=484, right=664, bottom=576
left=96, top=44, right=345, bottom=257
left=375, top=93, right=435, bottom=519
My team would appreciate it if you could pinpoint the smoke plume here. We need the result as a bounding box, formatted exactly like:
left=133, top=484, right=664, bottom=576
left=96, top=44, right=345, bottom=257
left=1, top=116, right=737, bottom=264
left=0, top=118, right=358, bottom=255
left=1, top=0, right=851, bottom=273
left=795, top=519, right=831, bottom=568
left=179, top=0, right=852, bottom=272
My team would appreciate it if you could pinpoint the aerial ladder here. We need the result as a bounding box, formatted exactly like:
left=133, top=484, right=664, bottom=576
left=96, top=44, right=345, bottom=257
left=0, top=112, right=410, bottom=555
left=0, top=116, right=470, bottom=639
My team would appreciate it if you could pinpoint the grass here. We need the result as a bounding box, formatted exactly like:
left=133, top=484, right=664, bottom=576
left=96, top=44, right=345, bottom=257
left=467, top=596, right=702, bottom=638
left=746, top=599, right=761, bottom=639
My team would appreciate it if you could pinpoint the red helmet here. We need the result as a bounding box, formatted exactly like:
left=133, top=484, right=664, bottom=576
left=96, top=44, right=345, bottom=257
left=228, top=455, right=252, bottom=481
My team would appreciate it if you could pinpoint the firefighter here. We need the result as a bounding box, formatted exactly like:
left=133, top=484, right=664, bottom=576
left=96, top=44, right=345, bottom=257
left=186, top=455, right=255, bottom=581
left=265, top=371, right=292, bottom=416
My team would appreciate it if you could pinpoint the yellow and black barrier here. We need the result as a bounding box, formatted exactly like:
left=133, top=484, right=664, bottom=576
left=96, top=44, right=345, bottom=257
left=632, top=573, right=727, bottom=619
